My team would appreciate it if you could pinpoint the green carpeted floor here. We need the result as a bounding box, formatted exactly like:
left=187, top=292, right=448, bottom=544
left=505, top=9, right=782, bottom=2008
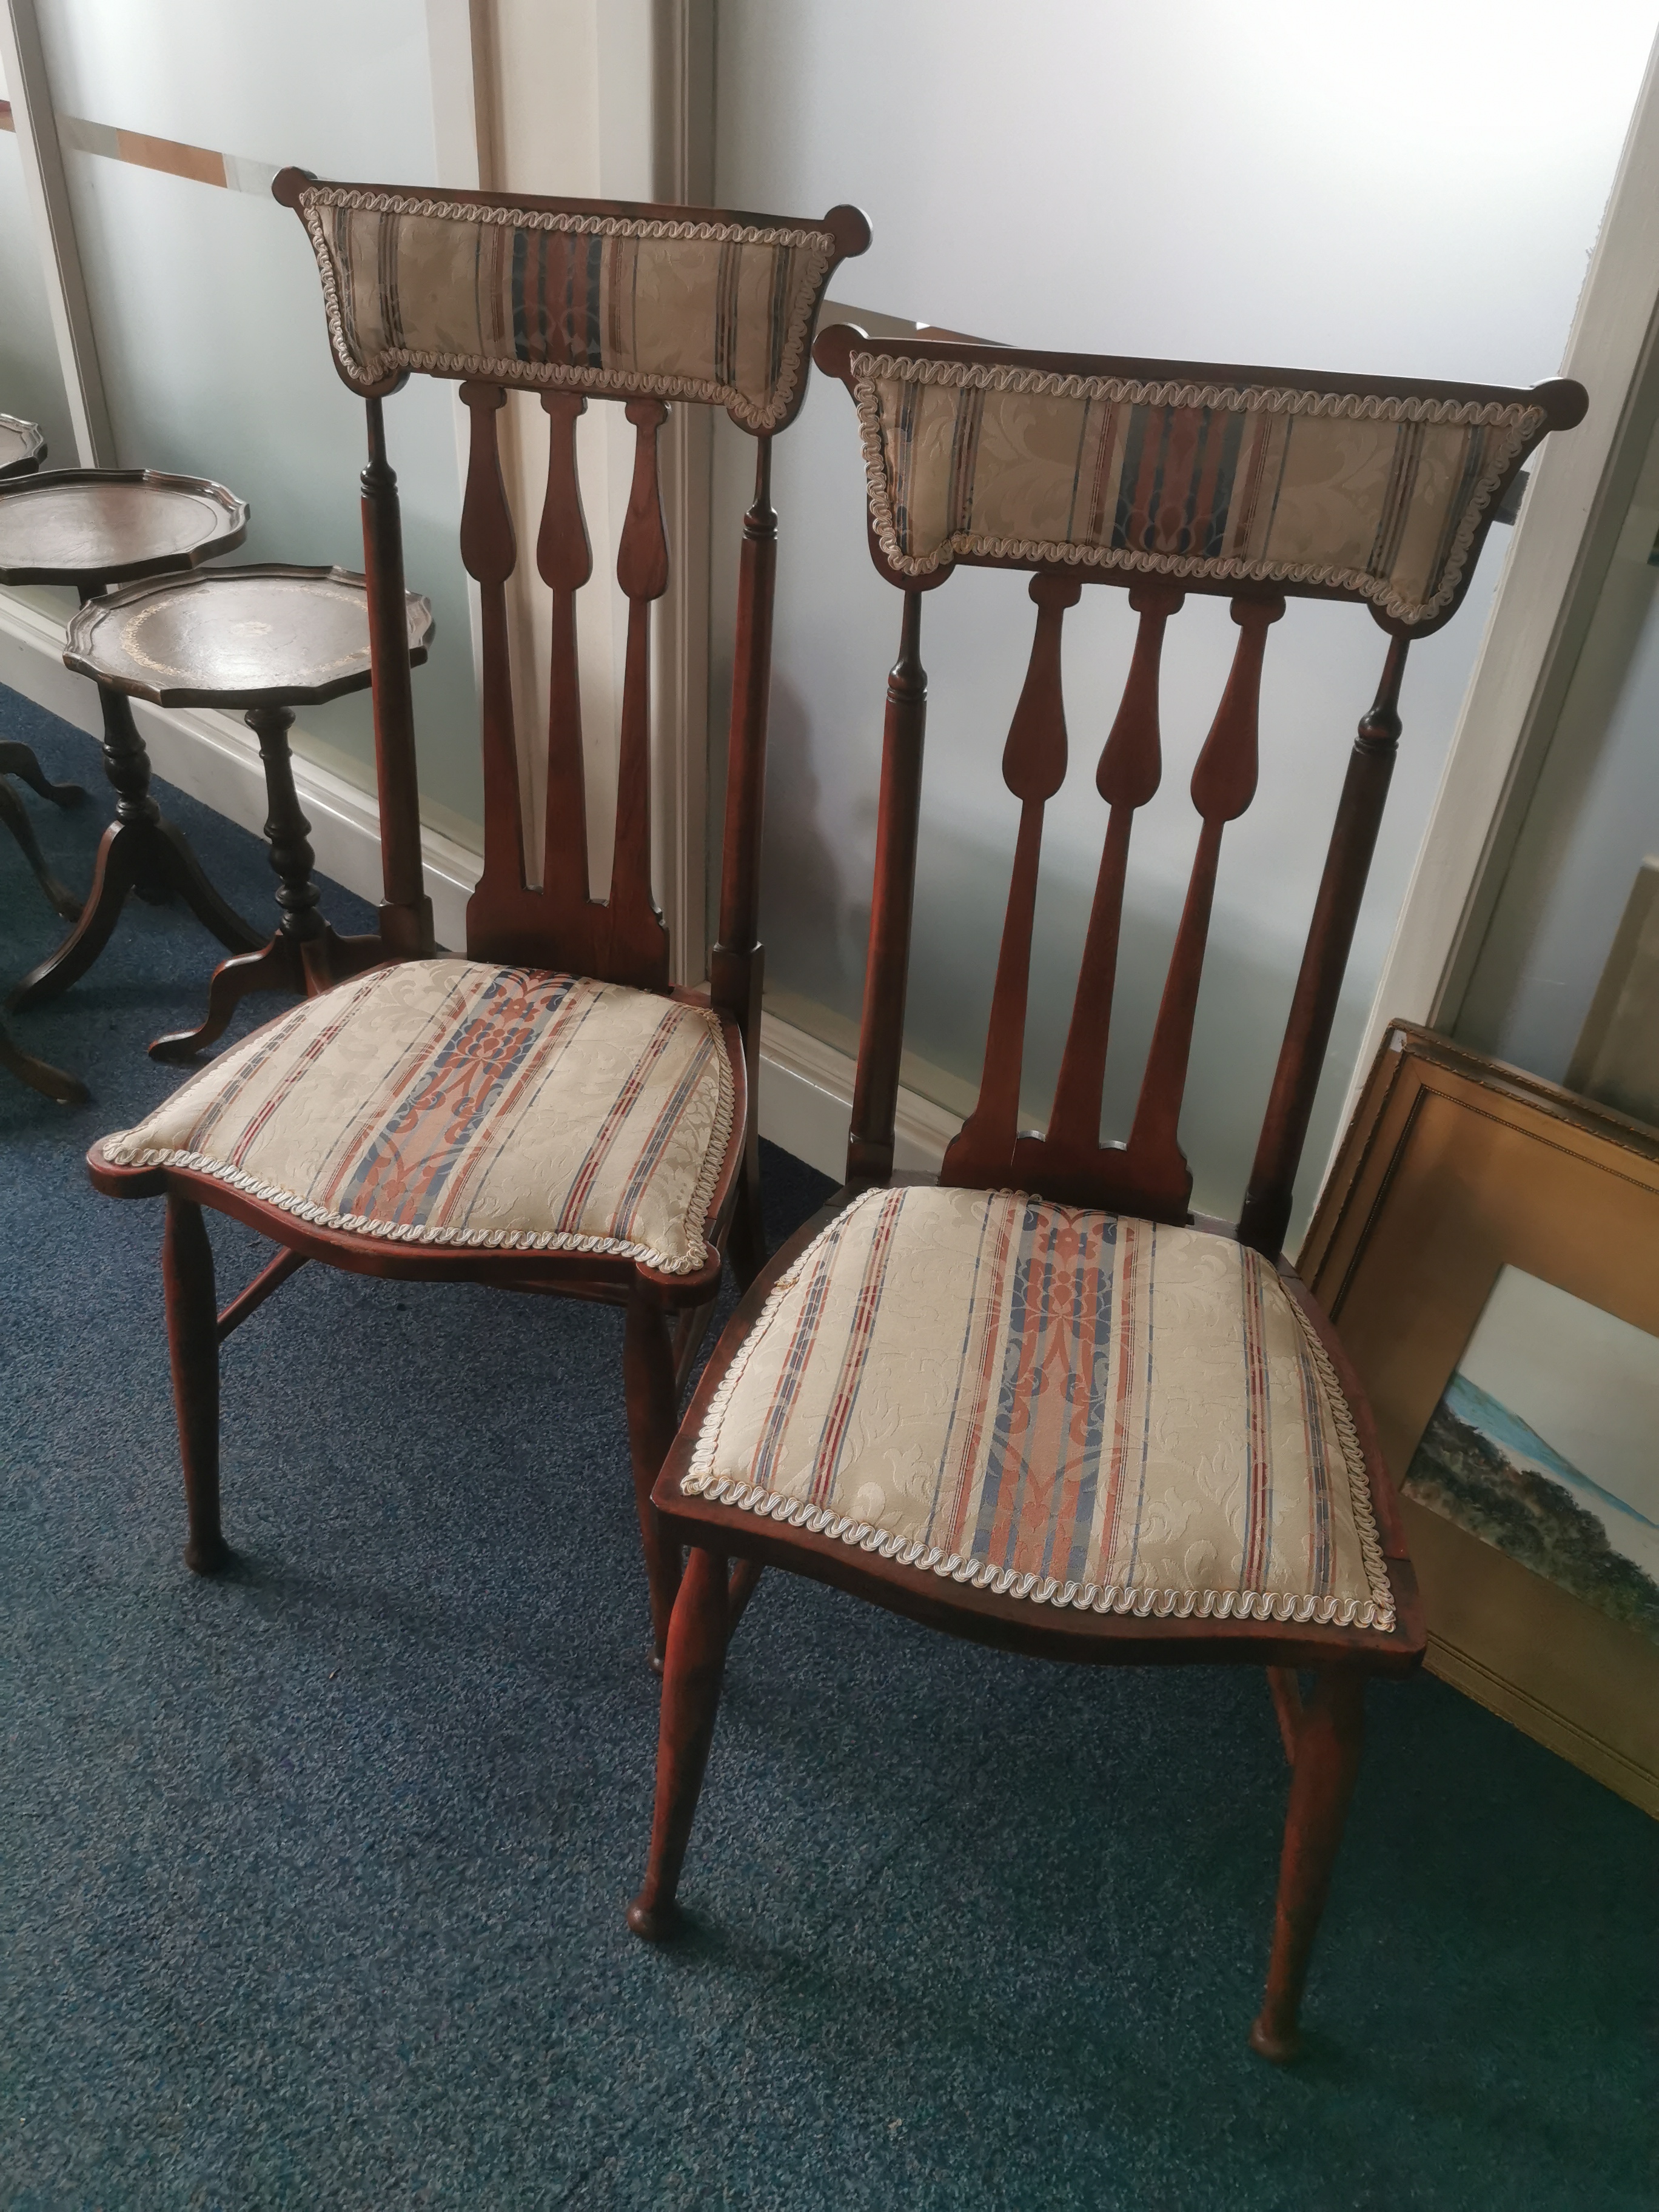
left=2, top=690, right=1654, bottom=2211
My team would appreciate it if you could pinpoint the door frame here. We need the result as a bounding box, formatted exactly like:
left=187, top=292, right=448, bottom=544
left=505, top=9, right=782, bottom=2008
left=1333, top=32, right=1659, bottom=1165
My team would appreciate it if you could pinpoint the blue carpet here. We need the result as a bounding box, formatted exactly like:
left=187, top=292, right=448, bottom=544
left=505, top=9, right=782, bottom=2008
left=1, top=688, right=1654, bottom=2211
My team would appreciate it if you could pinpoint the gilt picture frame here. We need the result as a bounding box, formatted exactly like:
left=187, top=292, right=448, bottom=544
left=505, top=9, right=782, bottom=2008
left=1299, top=1024, right=1659, bottom=1814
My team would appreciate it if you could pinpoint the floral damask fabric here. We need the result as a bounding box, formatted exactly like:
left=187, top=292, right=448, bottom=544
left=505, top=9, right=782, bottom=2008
left=103, top=960, right=734, bottom=1274
left=293, top=184, right=837, bottom=429
left=685, top=1184, right=1395, bottom=1628
left=853, top=351, right=1547, bottom=628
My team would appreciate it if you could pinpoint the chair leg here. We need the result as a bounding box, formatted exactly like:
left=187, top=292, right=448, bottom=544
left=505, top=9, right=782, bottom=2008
left=623, top=1293, right=686, bottom=1667
left=162, top=1195, right=230, bottom=1575
left=1265, top=1665, right=1303, bottom=1765
left=1250, top=1669, right=1366, bottom=2062
left=727, top=1556, right=764, bottom=1631
left=726, top=1124, right=766, bottom=1292
left=628, top=1543, right=731, bottom=1940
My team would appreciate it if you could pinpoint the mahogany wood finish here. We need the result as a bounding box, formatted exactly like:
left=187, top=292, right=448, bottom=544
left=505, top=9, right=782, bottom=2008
left=1249, top=1671, right=1365, bottom=2060
left=63, top=561, right=434, bottom=1061
left=361, top=398, right=434, bottom=962
left=631, top=328, right=1586, bottom=2057
left=0, top=412, right=49, bottom=478
left=0, top=424, right=90, bottom=1105
left=0, top=745, right=85, bottom=922
left=1, top=471, right=263, bottom=1036
left=163, top=1194, right=229, bottom=1575
left=92, top=179, right=866, bottom=1664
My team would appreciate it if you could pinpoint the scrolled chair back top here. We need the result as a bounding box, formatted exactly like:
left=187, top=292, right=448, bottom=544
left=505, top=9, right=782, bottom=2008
left=813, top=326, right=1586, bottom=632
left=274, top=169, right=871, bottom=432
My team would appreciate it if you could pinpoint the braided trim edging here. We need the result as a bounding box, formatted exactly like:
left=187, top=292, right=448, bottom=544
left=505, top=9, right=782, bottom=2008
left=850, top=350, right=1539, bottom=625
left=680, top=1190, right=1396, bottom=1632
left=296, top=186, right=835, bottom=431
left=100, top=1007, right=736, bottom=1279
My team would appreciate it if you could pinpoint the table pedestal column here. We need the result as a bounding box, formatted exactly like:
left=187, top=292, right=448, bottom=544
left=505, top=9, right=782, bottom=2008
left=148, top=704, right=385, bottom=1063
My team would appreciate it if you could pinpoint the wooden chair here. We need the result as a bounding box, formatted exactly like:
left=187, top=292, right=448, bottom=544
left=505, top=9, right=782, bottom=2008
left=89, top=175, right=868, bottom=1664
left=627, top=327, right=1587, bottom=2054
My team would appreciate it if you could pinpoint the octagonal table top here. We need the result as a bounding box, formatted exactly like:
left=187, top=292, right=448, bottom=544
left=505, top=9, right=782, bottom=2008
left=0, top=414, right=47, bottom=480
left=0, top=468, right=247, bottom=586
left=64, top=561, right=434, bottom=708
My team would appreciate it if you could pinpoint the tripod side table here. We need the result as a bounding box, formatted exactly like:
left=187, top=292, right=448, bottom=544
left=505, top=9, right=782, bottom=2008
left=64, top=563, right=433, bottom=1061
left=0, top=417, right=89, bottom=1102
left=0, top=413, right=48, bottom=478
left=0, top=469, right=264, bottom=1022
left=0, top=417, right=87, bottom=919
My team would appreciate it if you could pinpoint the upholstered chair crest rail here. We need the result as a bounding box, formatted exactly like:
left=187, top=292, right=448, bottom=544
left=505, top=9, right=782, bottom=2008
left=273, top=170, right=870, bottom=431
left=812, top=326, right=1586, bottom=634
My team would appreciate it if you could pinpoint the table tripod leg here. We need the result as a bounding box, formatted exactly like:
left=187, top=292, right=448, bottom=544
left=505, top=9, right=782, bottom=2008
left=0, top=1014, right=88, bottom=1104
left=149, top=934, right=304, bottom=1062
left=0, top=742, right=85, bottom=809
left=7, top=820, right=136, bottom=1010
left=152, top=819, right=263, bottom=956
left=0, top=776, right=82, bottom=920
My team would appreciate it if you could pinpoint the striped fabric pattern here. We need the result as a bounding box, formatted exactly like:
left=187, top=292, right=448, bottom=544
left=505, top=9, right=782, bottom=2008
left=295, top=186, right=837, bottom=429
left=685, top=1185, right=1394, bottom=1629
left=102, top=960, right=734, bottom=1274
left=853, top=352, right=1546, bottom=628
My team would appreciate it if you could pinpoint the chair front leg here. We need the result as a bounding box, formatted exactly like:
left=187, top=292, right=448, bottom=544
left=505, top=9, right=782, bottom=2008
left=623, top=1293, right=686, bottom=1666
left=162, top=1194, right=230, bottom=1574
left=1250, top=1668, right=1366, bottom=2062
left=628, top=1543, right=731, bottom=1940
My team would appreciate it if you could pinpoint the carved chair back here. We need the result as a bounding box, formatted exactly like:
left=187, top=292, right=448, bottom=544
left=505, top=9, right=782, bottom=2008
left=276, top=170, right=868, bottom=1043
left=813, top=327, right=1584, bottom=1256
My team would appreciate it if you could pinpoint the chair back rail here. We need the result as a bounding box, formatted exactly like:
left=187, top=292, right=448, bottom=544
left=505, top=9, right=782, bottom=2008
left=817, top=325, right=1585, bottom=1252
left=275, top=168, right=868, bottom=1017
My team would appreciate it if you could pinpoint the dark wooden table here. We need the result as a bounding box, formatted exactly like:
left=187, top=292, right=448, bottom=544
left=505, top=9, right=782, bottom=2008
left=65, top=562, right=432, bottom=1059
left=0, top=470, right=264, bottom=1051
left=0, top=414, right=48, bottom=480
left=0, top=421, right=90, bottom=1102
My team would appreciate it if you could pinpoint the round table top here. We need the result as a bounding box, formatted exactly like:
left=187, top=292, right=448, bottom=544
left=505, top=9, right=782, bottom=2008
left=64, top=562, right=434, bottom=708
left=0, top=415, right=47, bottom=481
left=0, top=468, right=247, bottom=586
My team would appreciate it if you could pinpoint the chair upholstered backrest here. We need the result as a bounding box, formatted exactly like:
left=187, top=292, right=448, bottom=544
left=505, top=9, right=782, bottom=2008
left=275, top=170, right=868, bottom=1026
left=813, top=327, right=1586, bottom=1256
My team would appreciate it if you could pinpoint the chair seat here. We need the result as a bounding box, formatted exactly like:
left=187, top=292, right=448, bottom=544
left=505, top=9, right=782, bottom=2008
left=102, top=958, right=736, bottom=1274
left=682, top=1184, right=1396, bottom=1629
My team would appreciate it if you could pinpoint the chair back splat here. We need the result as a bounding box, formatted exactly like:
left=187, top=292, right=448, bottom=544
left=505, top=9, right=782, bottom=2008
left=275, top=170, right=869, bottom=1016
left=816, top=326, right=1586, bottom=1256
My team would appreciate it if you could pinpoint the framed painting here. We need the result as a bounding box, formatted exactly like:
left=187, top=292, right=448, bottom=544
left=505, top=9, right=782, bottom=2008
left=1299, top=1024, right=1659, bottom=1814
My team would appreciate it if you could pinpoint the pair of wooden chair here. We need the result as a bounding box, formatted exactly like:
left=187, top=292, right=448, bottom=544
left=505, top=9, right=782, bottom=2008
left=89, top=172, right=1584, bottom=2059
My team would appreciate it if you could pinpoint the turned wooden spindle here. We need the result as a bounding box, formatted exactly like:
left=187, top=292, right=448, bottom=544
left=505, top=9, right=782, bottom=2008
left=458, top=381, right=524, bottom=925
left=1118, top=592, right=1285, bottom=1220
left=1238, top=635, right=1409, bottom=1258
left=360, top=395, right=434, bottom=957
left=1025, top=578, right=1184, bottom=1198
left=941, top=571, right=1081, bottom=1191
left=607, top=398, right=672, bottom=987
left=710, top=438, right=778, bottom=1282
left=846, top=587, right=930, bottom=1185
left=538, top=391, right=594, bottom=917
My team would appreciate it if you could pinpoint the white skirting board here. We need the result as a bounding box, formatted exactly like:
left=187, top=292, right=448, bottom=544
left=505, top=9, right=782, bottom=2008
left=0, top=590, right=958, bottom=1183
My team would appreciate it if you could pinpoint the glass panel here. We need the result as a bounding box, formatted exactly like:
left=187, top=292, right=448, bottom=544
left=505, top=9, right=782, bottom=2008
left=32, top=0, right=480, bottom=834
left=1456, top=406, right=1659, bottom=1091
left=0, top=69, right=75, bottom=466
left=715, top=0, right=1655, bottom=1226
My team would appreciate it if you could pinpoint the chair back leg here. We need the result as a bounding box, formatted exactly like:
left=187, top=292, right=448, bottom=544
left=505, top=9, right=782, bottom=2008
left=628, top=1542, right=731, bottom=1940
left=1250, top=1669, right=1366, bottom=2061
left=162, top=1193, right=230, bottom=1574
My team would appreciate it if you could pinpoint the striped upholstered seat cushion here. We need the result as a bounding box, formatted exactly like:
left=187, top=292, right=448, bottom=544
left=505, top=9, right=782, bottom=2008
left=684, top=1185, right=1394, bottom=1629
left=102, top=960, right=734, bottom=1275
